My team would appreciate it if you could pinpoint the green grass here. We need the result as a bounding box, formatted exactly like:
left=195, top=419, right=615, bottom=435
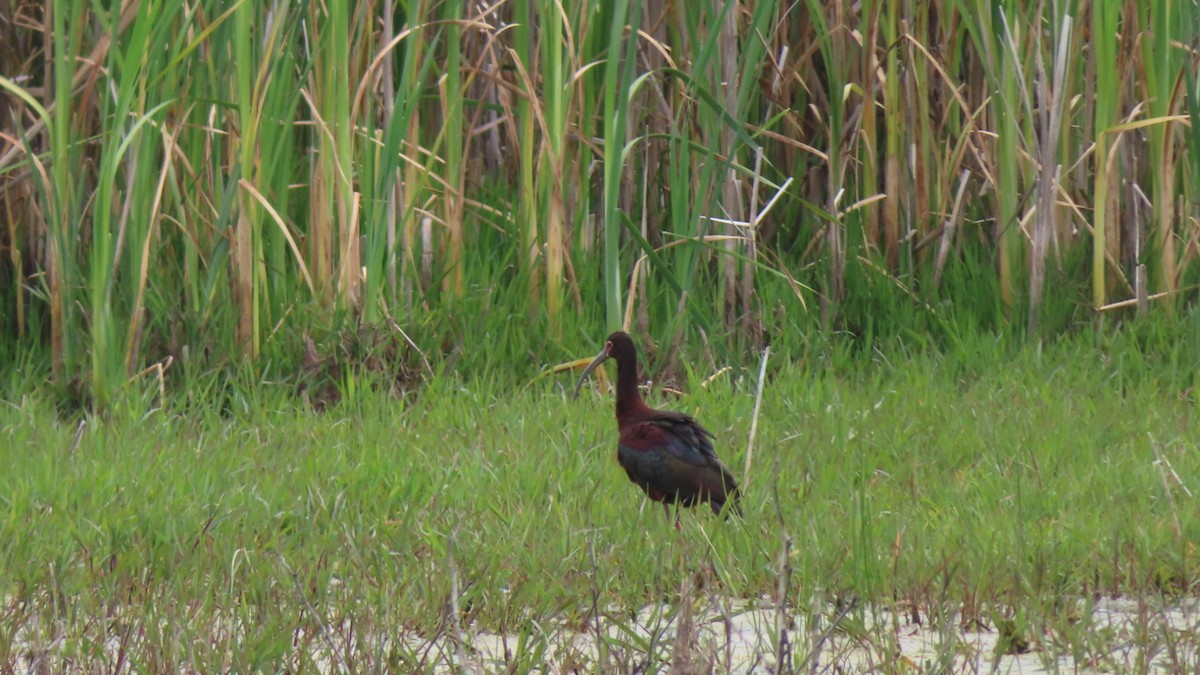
left=2, top=329, right=1199, bottom=670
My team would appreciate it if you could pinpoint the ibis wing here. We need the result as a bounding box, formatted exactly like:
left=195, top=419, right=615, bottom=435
left=615, top=412, right=741, bottom=516
left=619, top=416, right=714, bottom=467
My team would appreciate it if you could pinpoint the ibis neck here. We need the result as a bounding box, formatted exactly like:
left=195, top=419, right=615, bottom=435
left=614, top=354, right=645, bottom=420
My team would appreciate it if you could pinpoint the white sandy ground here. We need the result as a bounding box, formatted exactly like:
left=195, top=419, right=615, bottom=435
left=411, top=596, right=1200, bottom=673
left=9, top=596, right=1200, bottom=672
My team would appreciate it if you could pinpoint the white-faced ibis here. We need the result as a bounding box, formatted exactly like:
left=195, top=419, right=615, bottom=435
left=575, top=331, right=742, bottom=521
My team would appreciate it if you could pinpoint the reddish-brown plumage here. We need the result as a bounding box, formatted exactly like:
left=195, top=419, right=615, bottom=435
left=575, top=332, right=742, bottom=520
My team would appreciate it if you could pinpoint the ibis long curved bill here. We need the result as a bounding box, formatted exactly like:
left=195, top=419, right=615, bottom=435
left=572, top=346, right=611, bottom=398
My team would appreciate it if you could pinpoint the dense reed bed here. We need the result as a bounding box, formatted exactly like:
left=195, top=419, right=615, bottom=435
left=2, top=2, right=1200, bottom=403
